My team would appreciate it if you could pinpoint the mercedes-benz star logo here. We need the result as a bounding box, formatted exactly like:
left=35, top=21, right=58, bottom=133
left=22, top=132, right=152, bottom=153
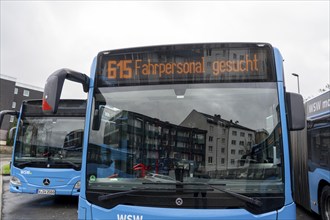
left=43, top=178, right=50, bottom=186
left=175, top=197, right=183, bottom=206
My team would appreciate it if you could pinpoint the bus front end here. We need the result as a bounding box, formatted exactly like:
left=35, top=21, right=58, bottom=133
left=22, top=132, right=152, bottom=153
left=10, top=167, right=81, bottom=196
left=10, top=100, right=85, bottom=196
left=61, top=43, right=303, bottom=219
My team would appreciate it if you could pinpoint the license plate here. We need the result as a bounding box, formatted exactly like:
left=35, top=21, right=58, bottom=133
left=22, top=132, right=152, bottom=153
left=37, top=189, right=55, bottom=195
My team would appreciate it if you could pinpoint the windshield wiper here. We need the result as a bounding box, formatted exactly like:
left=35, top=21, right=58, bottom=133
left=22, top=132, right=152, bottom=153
left=54, top=160, right=81, bottom=169
left=98, top=182, right=262, bottom=207
left=15, top=161, right=45, bottom=168
left=16, top=161, right=35, bottom=167
left=143, top=182, right=262, bottom=207
left=204, top=183, right=263, bottom=207
left=98, top=187, right=178, bottom=201
left=63, top=146, right=82, bottom=151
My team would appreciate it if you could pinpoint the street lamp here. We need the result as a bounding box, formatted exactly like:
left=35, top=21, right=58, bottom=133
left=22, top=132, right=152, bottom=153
left=292, top=73, right=300, bottom=94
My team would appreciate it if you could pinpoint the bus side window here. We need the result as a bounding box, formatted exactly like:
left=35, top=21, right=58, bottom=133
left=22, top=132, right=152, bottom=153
left=308, top=126, right=330, bottom=169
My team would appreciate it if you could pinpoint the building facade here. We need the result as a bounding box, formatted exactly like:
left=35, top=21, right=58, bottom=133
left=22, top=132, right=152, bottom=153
left=0, top=74, right=43, bottom=143
left=93, top=107, right=207, bottom=179
left=180, top=110, right=255, bottom=172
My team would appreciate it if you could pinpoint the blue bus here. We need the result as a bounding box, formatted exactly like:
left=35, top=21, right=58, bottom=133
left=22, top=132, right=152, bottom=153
left=42, top=43, right=305, bottom=219
left=0, top=99, right=85, bottom=196
left=291, top=91, right=329, bottom=220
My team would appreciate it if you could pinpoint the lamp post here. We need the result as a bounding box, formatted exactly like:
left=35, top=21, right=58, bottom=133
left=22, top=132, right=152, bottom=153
left=292, top=73, right=300, bottom=94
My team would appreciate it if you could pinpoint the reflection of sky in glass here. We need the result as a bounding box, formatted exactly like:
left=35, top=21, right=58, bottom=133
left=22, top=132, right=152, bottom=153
left=98, top=83, right=279, bottom=131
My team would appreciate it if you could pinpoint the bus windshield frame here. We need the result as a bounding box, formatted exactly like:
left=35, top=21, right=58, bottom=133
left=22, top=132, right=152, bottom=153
left=85, top=43, right=286, bottom=214
left=13, top=100, right=86, bottom=170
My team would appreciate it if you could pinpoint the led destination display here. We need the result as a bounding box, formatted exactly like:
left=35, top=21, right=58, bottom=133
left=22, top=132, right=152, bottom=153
left=96, top=43, right=276, bottom=86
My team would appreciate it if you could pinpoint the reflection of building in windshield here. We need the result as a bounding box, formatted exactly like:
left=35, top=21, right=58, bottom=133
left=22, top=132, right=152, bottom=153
left=102, top=109, right=207, bottom=177
left=101, top=107, right=267, bottom=178
left=180, top=110, right=255, bottom=172
left=251, top=124, right=282, bottom=165
left=64, top=129, right=84, bottom=149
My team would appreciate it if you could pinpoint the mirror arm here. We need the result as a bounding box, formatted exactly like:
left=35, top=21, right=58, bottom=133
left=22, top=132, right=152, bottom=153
left=42, top=68, right=90, bottom=113
left=0, top=110, right=19, bottom=127
left=64, top=68, right=90, bottom=92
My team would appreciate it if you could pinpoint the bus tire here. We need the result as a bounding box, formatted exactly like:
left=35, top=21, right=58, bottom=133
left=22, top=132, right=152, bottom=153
left=320, top=185, right=330, bottom=220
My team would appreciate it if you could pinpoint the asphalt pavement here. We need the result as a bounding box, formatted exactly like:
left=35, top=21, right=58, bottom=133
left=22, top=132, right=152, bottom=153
left=296, top=204, right=320, bottom=220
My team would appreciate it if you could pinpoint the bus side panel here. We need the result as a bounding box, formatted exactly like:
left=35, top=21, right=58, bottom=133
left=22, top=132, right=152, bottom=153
left=78, top=196, right=93, bottom=220
left=89, top=203, right=278, bottom=220
left=274, top=50, right=294, bottom=205
left=308, top=168, right=330, bottom=214
left=277, top=202, right=296, bottom=220
left=80, top=57, right=97, bottom=201
left=290, top=128, right=311, bottom=211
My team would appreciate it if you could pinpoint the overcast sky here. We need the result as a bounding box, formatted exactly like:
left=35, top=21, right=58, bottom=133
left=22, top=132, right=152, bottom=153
left=1, top=1, right=329, bottom=100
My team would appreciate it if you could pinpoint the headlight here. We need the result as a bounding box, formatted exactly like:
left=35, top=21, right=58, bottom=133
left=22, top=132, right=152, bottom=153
left=10, top=176, right=21, bottom=186
left=74, top=180, right=81, bottom=189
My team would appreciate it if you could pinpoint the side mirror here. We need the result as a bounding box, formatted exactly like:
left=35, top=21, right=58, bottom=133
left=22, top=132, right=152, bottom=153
left=286, top=92, right=305, bottom=131
left=42, top=68, right=90, bottom=114
left=0, top=110, right=19, bottom=128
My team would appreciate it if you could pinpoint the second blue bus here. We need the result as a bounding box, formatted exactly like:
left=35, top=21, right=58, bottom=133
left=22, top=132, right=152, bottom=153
left=0, top=99, right=86, bottom=196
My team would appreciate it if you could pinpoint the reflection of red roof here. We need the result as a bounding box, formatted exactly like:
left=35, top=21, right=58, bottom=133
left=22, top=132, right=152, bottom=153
left=133, top=163, right=150, bottom=177
left=133, top=163, right=148, bottom=170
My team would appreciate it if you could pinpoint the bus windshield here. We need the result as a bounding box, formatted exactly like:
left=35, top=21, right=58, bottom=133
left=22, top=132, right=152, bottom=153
left=14, top=102, right=85, bottom=170
left=86, top=44, right=284, bottom=213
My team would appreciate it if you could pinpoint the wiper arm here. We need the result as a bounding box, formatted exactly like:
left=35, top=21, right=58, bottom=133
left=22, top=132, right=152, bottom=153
left=63, top=146, right=82, bottom=151
left=16, top=161, right=45, bottom=168
left=54, top=160, right=81, bottom=169
left=205, top=184, right=263, bottom=207
left=99, top=189, right=143, bottom=201
left=17, top=161, right=34, bottom=167
left=98, top=182, right=262, bottom=207
left=98, top=187, right=177, bottom=201
left=145, top=182, right=262, bottom=207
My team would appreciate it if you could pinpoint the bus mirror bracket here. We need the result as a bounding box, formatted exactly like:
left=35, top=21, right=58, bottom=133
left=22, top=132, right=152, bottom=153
left=286, top=92, right=305, bottom=131
left=8, top=127, right=17, bottom=140
left=42, top=68, right=90, bottom=114
left=0, top=110, right=19, bottom=128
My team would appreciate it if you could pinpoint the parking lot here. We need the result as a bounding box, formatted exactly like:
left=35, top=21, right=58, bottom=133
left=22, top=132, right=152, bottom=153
left=1, top=175, right=77, bottom=220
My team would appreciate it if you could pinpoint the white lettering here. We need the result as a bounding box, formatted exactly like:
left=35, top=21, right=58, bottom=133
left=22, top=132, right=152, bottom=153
left=20, top=170, right=32, bottom=175
left=308, top=101, right=321, bottom=113
left=134, top=215, right=143, bottom=220
left=322, top=99, right=330, bottom=109
left=117, top=215, right=126, bottom=220
left=117, top=214, right=143, bottom=220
